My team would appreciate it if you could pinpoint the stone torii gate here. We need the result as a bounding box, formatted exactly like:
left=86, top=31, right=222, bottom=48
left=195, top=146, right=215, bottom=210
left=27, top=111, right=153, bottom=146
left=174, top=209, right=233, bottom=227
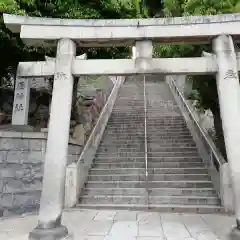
left=3, top=13, right=240, bottom=240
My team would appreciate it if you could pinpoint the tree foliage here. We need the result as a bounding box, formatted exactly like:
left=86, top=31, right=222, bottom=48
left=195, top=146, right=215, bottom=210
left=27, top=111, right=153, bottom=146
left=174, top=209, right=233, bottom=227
left=0, top=0, right=145, bottom=84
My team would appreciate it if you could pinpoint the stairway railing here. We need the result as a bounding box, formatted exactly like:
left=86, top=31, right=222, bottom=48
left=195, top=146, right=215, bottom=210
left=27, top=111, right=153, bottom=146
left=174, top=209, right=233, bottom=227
left=143, top=75, right=149, bottom=205
left=167, top=76, right=226, bottom=198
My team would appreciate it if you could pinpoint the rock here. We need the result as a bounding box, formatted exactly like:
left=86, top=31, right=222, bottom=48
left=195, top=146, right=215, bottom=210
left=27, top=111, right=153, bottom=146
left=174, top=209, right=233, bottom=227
left=72, top=124, right=85, bottom=145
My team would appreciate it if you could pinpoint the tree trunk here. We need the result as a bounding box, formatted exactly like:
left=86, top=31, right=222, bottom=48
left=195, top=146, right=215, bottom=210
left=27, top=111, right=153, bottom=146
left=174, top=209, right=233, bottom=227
left=210, top=105, right=228, bottom=161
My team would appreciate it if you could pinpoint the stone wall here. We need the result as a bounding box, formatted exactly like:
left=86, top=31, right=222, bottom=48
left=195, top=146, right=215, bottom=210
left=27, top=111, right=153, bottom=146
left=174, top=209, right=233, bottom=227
left=0, top=131, right=82, bottom=217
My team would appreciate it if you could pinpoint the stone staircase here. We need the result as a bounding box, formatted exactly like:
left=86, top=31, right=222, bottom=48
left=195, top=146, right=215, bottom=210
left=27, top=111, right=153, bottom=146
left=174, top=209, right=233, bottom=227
left=78, top=76, right=222, bottom=213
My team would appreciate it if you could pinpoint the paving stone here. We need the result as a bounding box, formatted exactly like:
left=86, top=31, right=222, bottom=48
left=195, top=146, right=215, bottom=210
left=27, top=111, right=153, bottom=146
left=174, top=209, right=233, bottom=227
left=162, top=221, right=191, bottom=239
left=138, top=222, right=164, bottom=237
left=114, top=210, right=137, bottom=221
left=108, top=221, right=138, bottom=238
left=196, top=231, right=220, bottom=240
left=84, top=220, right=113, bottom=236
left=137, top=212, right=161, bottom=223
left=181, top=215, right=212, bottom=238
left=94, top=211, right=116, bottom=221
left=0, top=210, right=235, bottom=240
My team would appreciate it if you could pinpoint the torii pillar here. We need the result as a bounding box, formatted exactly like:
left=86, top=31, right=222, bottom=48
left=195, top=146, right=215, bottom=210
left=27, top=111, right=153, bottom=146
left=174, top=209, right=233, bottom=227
left=29, top=38, right=76, bottom=239
left=213, top=35, right=240, bottom=239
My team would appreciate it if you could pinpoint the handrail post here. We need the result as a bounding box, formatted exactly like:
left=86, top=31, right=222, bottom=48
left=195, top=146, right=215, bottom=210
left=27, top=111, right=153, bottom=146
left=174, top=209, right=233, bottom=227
left=143, top=75, right=148, bottom=205
left=134, top=40, right=152, bottom=206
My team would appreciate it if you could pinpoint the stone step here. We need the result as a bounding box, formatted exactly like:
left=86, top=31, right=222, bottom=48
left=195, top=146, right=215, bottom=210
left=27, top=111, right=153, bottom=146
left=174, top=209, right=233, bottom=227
left=109, top=114, right=183, bottom=117
left=100, top=141, right=196, bottom=146
left=114, top=100, right=144, bottom=102
left=112, top=108, right=145, bottom=110
left=113, top=100, right=146, bottom=102
left=103, top=131, right=192, bottom=135
left=114, top=101, right=145, bottom=103
left=104, top=133, right=193, bottom=139
left=112, top=109, right=180, bottom=112
left=106, top=125, right=188, bottom=129
left=96, top=152, right=199, bottom=157
left=98, top=147, right=198, bottom=153
left=80, top=195, right=220, bottom=205
left=103, top=134, right=193, bottom=139
left=78, top=80, right=222, bottom=212
left=75, top=203, right=224, bottom=213
left=90, top=168, right=207, bottom=175
left=107, top=124, right=188, bottom=128
left=101, top=139, right=195, bottom=144
left=88, top=174, right=210, bottom=181
left=99, top=143, right=196, bottom=147
left=115, top=97, right=144, bottom=99
left=147, top=107, right=179, bottom=109
left=94, top=156, right=202, bottom=162
left=95, top=152, right=145, bottom=157
left=147, top=157, right=202, bottom=162
left=109, top=116, right=183, bottom=120
left=83, top=187, right=216, bottom=197
left=149, top=152, right=199, bottom=157
left=147, top=128, right=190, bottom=131
left=86, top=180, right=213, bottom=188
left=108, top=119, right=186, bottom=122
left=146, top=116, right=185, bottom=119
left=93, top=162, right=205, bottom=169
left=107, top=122, right=187, bottom=126
left=109, top=116, right=145, bottom=118
left=148, top=138, right=195, bottom=142
left=108, top=119, right=144, bottom=122
left=104, top=130, right=191, bottom=134
left=113, top=107, right=181, bottom=110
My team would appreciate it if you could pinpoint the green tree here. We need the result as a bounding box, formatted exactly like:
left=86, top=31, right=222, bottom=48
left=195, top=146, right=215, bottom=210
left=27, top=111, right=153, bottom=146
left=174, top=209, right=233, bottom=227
left=0, top=0, right=145, bottom=82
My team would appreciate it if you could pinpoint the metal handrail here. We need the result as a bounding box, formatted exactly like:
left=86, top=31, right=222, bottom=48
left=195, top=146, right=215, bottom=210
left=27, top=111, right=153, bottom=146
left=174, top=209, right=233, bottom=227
left=143, top=75, right=149, bottom=205
left=167, top=78, right=226, bottom=169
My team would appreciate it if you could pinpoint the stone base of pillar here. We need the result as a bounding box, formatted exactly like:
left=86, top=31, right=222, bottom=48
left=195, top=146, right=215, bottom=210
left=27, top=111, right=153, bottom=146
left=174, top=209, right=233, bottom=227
left=229, top=226, right=240, bottom=240
left=29, top=225, right=71, bottom=240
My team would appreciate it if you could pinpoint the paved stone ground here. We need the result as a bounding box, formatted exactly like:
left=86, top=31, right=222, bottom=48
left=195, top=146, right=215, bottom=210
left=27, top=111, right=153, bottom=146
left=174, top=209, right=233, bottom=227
left=0, top=209, right=235, bottom=240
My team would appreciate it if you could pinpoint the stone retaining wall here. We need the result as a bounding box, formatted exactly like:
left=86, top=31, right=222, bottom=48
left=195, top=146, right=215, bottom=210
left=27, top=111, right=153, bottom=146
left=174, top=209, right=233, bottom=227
left=0, top=76, right=116, bottom=217
left=0, top=131, right=82, bottom=217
